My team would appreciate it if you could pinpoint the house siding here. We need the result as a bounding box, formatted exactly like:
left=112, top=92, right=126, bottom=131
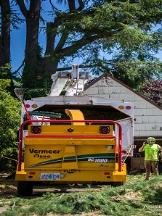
left=84, top=76, right=162, bottom=141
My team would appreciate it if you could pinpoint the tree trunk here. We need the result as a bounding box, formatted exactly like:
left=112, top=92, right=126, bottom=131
left=45, top=22, right=60, bottom=76
left=0, top=0, right=15, bottom=96
left=19, top=0, right=42, bottom=88
left=0, top=0, right=10, bottom=67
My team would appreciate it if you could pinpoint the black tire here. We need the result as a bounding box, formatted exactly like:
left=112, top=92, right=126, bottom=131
left=17, top=181, right=33, bottom=196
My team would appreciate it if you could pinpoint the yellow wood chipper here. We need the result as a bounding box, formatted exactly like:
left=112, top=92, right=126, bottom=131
left=14, top=65, right=134, bottom=195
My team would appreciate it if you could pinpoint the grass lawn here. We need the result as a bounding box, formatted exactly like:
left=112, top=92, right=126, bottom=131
left=0, top=174, right=162, bottom=216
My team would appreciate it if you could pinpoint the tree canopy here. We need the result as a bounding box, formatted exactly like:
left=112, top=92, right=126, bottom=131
left=0, top=74, right=21, bottom=170
left=0, top=0, right=162, bottom=95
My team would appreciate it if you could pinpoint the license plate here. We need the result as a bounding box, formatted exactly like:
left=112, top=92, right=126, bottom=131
left=40, top=173, right=60, bottom=180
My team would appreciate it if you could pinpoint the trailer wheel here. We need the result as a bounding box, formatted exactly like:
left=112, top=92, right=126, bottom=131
left=17, top=181, right=33, bottom=196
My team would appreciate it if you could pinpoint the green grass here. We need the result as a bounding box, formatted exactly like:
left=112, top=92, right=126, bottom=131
left=1, top=174, right=162, bottom=215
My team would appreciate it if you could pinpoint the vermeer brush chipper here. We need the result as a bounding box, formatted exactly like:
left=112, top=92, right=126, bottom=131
left=15, top=65, right=134, bottom=195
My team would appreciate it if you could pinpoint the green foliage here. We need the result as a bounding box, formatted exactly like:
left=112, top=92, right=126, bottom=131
left=0, top=64, right=11, bottom=79
left=1, top=175, right=162, bottom=215
left=0, top=79, right=21, bottom=171
left=23, top=88, right=48, bottom=100
left=111, top=59, right=162, bottom=90
left=58, top=0, right=162, bottom=89
left=8, top=0, right=162, bottom=91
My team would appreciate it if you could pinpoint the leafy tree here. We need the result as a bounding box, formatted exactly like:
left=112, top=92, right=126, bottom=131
left=1, top=0, right=162, bottom=96
left=0, top=1, right=23, bottom=95
left=14, top=0, right=162, bottom=92
left=0, top=74, right=21, bottom=171
left=140, top=80, right=162, bottom=107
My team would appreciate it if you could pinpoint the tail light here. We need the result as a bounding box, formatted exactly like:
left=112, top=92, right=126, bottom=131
left=119, top=105, right=131, bottom=110
left=99, top=126, right=110, bottom=134
left=29, top=172, right=35, bottom=175
left=126, top=106, right=131, bottom=110
left=104, top=172, right=110, bottom=175
left=25, top=104, right=30, bottom=108
left=31, top=126, right=41, bottom=134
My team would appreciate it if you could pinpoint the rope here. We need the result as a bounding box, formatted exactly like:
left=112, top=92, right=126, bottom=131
left=123, top=144, right=133, bottom=164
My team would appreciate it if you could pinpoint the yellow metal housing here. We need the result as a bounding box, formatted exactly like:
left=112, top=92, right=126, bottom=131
left=15, top=109, right=126, bottom=184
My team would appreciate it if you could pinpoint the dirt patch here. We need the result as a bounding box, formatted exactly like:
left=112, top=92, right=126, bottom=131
left=0, top=182, right=17, bottom=197
left=124, top=191, right=143, bottom=200
left=0, top=207, right=8, bottom=213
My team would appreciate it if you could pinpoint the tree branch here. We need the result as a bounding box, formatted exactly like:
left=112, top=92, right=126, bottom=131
left=45, top=16, right=63, bottom=54
left=77, top=0, right=84, bottom=11
left=54, top=31, right=112, bottom=57
left=16, top=0, right=28, bottom=18
left=54, top=64, right=100, bottom=71
left=68, top=0, right=76, bottom=12
left=12, top=59, right=25, bottom=76
left=49, top=0, right=60, bottom=11
left=53, top=28, right=114, bottom=56
left=48, top=0, right=85, bottom=54
left=54, top=31, right=69, bottom=53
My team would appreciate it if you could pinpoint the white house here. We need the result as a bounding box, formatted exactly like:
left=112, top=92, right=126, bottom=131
left=84, top=74, right=162, bottom=148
